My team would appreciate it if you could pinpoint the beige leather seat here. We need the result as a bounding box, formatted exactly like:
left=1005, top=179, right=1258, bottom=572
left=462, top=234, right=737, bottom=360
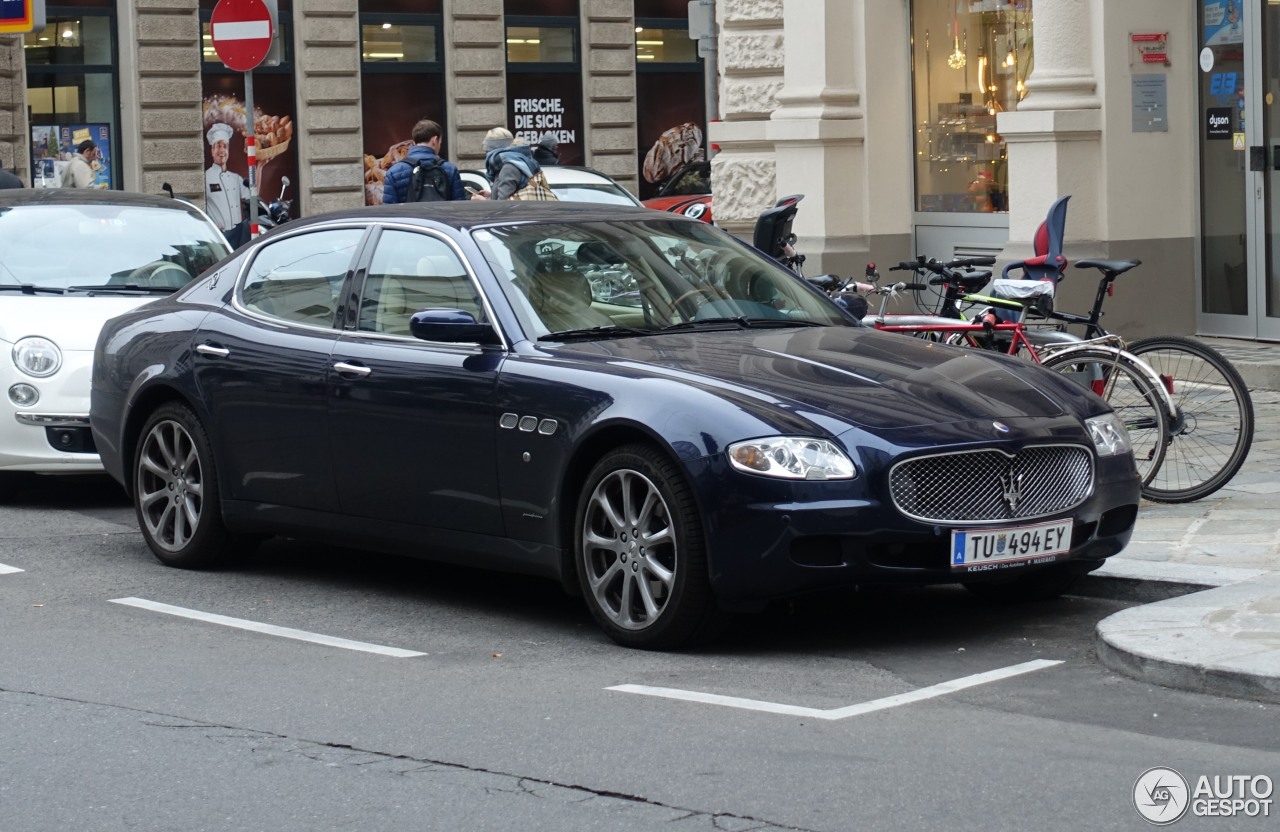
left=529, top=271, right=614, bottom=332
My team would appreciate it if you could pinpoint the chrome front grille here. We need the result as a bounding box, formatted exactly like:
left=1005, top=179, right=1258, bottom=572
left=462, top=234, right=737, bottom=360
left=889, top=445, right=1094, bottom=524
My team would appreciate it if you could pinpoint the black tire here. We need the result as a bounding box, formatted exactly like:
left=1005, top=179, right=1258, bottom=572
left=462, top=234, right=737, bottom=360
left=574, top=444, right=726, bottom=649
left=1040, top=348, right=1169, bottom=486
left=964, top=563, right=1081, bottom=603
left=0, top=472, right=27, bottom=503
left=1126, top=336, right=1254, bottom=503
left=132, top=402, right=232, bottom=568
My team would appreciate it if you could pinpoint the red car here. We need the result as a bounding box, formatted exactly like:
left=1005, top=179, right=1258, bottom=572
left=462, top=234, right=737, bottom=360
left=642, top=162, right=712, bottom=223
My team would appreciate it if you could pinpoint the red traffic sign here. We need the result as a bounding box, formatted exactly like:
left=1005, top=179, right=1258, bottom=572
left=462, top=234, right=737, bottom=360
left=210, top=0, right=275, bottom=72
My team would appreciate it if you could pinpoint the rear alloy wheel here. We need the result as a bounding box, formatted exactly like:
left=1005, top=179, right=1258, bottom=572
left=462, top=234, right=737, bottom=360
left=575, top=444, right=724, bottom=649
left=133, top=402, right=231, bottom=568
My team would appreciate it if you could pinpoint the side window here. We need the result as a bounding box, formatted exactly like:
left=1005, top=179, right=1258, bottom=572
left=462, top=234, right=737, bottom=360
left=240, top=230, right=364, bottom=326
left=359, top=230, right=483, bottom=336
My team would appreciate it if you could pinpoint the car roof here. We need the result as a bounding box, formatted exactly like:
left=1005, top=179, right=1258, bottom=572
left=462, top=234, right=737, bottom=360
left=288, top=200, right=679, bottom=231
left=0, top=188, right=193, bottom=211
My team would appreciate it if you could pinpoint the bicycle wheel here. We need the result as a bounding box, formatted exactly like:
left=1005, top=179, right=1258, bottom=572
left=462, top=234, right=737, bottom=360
left=1040, top=348, right=1169, bottom=487
left=1126, top=335, right=1255, bottom=503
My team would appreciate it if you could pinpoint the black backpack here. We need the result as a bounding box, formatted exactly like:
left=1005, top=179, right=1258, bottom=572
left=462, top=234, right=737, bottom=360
left=405, top=158, right=450, bottom=202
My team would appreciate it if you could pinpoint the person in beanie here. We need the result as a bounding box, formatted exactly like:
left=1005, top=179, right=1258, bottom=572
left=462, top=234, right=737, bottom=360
left=61, top=140, right=98, bottom=188
left=0, top=157, right=24, bottom=190
left=473, top=127, right=543, bottom=201
left=532, top=131, right=560, bottom=166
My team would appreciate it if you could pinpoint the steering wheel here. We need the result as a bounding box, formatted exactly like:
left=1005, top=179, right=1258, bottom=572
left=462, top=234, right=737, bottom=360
left=670, top=287, right=722, bottom=317
left=125, top=261, right=192, bottom=288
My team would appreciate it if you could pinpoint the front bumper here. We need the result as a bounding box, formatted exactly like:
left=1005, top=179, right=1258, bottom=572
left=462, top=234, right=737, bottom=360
left=1, top=349, right=103, bottom=473
left=699, top=451, right=1142, bottom=601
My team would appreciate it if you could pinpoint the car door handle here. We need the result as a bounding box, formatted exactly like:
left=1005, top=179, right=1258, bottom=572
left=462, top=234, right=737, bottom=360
left=195, top=344, right=230, bottom=358
left=333, top=361, right=372, bottom=377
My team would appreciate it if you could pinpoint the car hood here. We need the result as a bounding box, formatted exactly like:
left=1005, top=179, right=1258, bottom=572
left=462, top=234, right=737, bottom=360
left=0, top=295, right=166, bottom=350
left=548, top=326, right=1068, bottom=430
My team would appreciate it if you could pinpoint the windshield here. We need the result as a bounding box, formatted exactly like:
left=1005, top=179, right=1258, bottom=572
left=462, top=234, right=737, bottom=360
left=0, top=203, right=230, bottom=290
left=471, top=218, right=849, bottom=339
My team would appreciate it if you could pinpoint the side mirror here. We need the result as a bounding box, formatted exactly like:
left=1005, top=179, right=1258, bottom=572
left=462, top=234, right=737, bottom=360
left=409, top=309, right=500, bottom=344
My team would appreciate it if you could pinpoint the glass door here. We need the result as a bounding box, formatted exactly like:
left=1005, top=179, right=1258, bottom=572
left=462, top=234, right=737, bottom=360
left=1261, top=0, right=1280, bottom=339
left=1198, top=0, right=1280, bottom=340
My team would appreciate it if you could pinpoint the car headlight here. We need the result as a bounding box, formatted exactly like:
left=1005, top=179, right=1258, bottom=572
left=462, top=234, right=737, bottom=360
left=12, top=337, right=62, bottom=378
left=1086, top=413, right=1133, bottom=458
left=727, top=437, right=856, bottom=480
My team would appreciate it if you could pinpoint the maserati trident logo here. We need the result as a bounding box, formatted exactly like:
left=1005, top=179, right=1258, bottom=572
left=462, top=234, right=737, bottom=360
left=1001, top=466, right=1024, bottom=512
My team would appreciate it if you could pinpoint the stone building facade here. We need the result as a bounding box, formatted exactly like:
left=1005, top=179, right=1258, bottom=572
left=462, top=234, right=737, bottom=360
left=3, top=1, right=1277, bottom=340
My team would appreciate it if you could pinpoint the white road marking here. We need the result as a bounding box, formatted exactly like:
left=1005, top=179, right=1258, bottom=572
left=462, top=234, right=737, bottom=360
left=0, top=563, right=24, bottom=575
left=109, top=597, right=426, bottom=658
left=608, top=659, right=1064, bottom=719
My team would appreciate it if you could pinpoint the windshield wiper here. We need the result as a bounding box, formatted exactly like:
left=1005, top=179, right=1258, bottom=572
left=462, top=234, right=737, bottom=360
left=0, top=284, right=66, bottom=295
left=537, top=324, right=655, bottom=342
left=661, top=316, right=825, bottom=332
left=66, top=284, right=182, bottom=295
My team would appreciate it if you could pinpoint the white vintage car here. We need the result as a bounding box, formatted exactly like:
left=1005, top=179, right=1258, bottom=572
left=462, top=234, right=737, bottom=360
left=0, top=189, right=229, bottom=500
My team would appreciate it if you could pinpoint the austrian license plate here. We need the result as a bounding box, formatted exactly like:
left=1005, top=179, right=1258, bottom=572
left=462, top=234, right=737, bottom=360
left=950, top=520, right=1072, bottom=573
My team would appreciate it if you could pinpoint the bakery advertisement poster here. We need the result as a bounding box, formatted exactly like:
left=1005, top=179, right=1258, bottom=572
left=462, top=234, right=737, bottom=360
left=200, top=73, right=298, bottom=216
left=506, top=73, right=584, bottom=166
left=636, top=71, right=707, bottom=199
left=360, top=74, right=447, bottom=206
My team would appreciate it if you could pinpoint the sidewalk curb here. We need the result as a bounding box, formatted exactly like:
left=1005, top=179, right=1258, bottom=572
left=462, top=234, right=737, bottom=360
left=1093, top=575, right=1280, bottom=705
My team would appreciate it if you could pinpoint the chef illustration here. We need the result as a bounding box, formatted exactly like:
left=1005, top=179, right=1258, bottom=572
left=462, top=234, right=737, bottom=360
left=204, top=122, right=251, bottom=237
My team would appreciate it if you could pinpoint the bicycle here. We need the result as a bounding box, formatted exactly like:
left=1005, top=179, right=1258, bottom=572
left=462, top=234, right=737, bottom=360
left=871, top=256, right=1254, bottom=503
left=840, top=264, right=1172, bottom=489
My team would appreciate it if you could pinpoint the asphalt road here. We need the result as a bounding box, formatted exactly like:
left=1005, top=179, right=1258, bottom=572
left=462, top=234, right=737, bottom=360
left=2, top=474, right=1277, bottom=831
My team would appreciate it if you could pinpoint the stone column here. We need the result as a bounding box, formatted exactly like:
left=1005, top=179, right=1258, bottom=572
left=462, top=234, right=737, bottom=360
left=447, top=0, right=506, bottom=170
left=0, top=35, right=28, bottom=183
left=997, top=0, right=1101, bottom=248
left=121, top=1, right=204, bottom=197
left=582, top=0, right=637, bottom=190
left=707, top=0, right=784, bottom=238
left=294, top=0, right=364, bottom=214
left=764, top=0, right=863, bottom=275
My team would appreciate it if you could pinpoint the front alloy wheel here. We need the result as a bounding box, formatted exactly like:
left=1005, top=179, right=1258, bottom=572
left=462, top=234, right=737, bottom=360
left=134, top=402, right=230, bottom=568
left=576, top=444, right=723, bottom=649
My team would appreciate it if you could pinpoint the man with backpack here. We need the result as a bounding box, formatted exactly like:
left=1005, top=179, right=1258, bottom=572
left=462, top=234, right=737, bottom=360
left=382, top=119, right=466, bottom=204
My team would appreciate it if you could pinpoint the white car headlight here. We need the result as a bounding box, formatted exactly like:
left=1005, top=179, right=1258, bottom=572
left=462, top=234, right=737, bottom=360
left=727, top=437, right=856, bottom=480
left=13, top=337, right=63, bottom=378
left=1086, top=413, right=1133, bottom=458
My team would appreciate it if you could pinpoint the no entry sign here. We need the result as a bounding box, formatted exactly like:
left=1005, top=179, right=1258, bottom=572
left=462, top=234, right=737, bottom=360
left=210, top=0, right=275, bottom=72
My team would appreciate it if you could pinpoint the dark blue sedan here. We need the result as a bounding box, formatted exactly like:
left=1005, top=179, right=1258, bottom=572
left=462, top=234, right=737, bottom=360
left=90, top=202, right=1141, bottom=649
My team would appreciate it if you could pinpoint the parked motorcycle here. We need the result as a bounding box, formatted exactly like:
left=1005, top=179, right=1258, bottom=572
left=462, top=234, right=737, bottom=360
left=255, top=176, right=293, bottom=231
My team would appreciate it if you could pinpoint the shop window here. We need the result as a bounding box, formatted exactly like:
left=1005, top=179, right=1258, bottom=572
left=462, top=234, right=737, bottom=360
left=911, top=0, right=1032, bottom=214
left=506, top=25, right=577, bottom=63
left=361, top=23, right=437, bottom=62
left=359, top=4, right=446, bottom=205
left=504, top=1, right=583, bottom=164
left=635, top=10, right=706, bottom=200
left=635, top=26, right=696, bottom=63
left=200, top=0, right=299, bottom=230
left=23, top=4, right=119, bottom=189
